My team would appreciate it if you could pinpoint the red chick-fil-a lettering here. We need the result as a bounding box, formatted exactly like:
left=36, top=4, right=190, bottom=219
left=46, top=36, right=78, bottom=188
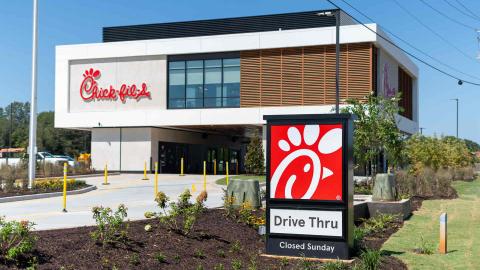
left=79, top=68, right=152, bottom=103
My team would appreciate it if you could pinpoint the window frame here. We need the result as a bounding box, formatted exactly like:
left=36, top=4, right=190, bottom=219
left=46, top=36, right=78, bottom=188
left=167, top=52, right=240, bottom=109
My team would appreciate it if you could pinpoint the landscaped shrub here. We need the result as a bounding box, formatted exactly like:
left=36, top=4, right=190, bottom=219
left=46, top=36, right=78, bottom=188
left=395, top=167, right=457, bottom=198
left=355, top=214, right=397, bottom=251
left=153, top=190, right=207, bottom=236
left=359, top=249, right=381, bottom=270
left=90, top=204, right=128, bottom=247
left=321, top=260, right=349, bottom=270
left=244, top=136, right=265, bottom=175
left=0, top=165, right=27, bottom=193
left=0, top=217, right=36, bottom=262
left=222, top=191, right=265, bottom=228
left=33, top=179, right=87, bottom=192
left=404, top=135, right=474, bottom=172
left=238, top=202, right=265, bottom=229
left=413, top=235, right=434, bottom=255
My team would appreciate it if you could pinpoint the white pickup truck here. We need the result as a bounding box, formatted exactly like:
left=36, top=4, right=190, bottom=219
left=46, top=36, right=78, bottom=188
left=0, top=151, right=75, bottom=167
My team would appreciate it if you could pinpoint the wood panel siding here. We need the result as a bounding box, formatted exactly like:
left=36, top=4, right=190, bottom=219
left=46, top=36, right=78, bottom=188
left=240, top=43, right=374, bottom=107
left=398, top=67, right=413, bottom=120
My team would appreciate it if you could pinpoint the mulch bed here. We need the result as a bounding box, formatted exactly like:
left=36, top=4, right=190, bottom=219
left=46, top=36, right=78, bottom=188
left=0, top=184, right=91, bottom=198
left=5, top=192, right=455, bottom=270
left=0, top=208, right=415, bottom=270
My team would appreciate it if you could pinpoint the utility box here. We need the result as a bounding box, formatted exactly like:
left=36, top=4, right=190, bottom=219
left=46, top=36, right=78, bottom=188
left=226, top=179, right=261, bottom=208
left=372, top=173, right=397, bottom=201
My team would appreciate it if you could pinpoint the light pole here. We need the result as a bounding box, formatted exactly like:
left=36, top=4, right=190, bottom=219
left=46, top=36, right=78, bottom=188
left=419, top=127, right=425, bottom=135
left=317, top=9, right=340, bottom=114
left=450, top=98, right=459, bottom=138
left=7, top=103, right=13, bottom=166
left=28, top=0, right=39, bottom=189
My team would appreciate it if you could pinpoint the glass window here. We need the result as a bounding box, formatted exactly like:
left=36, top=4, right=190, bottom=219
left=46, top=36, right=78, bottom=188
left=205, top=63, right=222, bottom=99
left=169, top=61, right=185, bottom=69
left=167, top=57, right=240, bottom=109
left=186, top=98, right=203, bottom=108
left=186, top=65, right=203, bottom=99
left=187, top=60, right=203, bottom=69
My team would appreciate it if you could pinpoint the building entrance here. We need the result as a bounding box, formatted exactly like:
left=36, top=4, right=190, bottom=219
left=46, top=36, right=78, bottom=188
left=158, top=141, right=242, bottom=174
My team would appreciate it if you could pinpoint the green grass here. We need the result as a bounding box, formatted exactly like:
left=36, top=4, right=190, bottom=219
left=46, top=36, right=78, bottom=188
left=381, top=178, right=480, bottom=269
left=215, top=175, right=265, bottom=186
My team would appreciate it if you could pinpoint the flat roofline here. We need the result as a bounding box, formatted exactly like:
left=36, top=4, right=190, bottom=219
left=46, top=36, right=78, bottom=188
left=102, top=9, right=356, bottom=42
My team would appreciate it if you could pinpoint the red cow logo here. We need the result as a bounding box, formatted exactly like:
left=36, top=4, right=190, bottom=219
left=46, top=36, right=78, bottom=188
left=270, top=124, right=343, bottom=201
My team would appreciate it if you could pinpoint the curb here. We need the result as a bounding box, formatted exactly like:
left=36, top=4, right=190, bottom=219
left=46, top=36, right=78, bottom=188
left=35, top=172, right=120, bottom=180
left=0, top=185, right=97, bottom=203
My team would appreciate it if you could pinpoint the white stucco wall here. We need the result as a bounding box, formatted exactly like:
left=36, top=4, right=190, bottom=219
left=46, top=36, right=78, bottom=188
left=55, top=24, right=419, bottom=134
left=120, top=128, right=152, bottom=171
left=69, top=56, right=166, bottom=113
left=91, top=128, right=121, bottom=171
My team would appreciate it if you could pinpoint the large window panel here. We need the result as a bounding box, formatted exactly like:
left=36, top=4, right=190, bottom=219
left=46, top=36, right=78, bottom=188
left=186, top=62, right=203, bottom=101
left=223, top=59, right=240, bottom=107
left=204, top=61, right=222, bottom=107
left=167, top=57, right=240, bottom=109
left=168, top=61, right=186, bottom=108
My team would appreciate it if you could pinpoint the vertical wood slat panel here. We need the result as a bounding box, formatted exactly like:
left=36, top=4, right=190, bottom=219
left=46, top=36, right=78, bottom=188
left=282, top=47, right=303, bottom=105
left=240, top=50, right=261, bottom=107
left=303, top=46, right=325, bottom=105
left=240, top=43, right=373, bottom=107
left=260, top=49, right=282, bottom=106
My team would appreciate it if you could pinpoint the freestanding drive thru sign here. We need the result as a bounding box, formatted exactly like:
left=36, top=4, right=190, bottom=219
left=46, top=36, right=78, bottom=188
left=264, top=114, right=354, bottom=260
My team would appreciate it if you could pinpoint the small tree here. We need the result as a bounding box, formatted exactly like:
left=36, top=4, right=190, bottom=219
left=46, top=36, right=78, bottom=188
left=341, top=93, right=404, bottom=175
left=244, top=136, right=265, bottom=175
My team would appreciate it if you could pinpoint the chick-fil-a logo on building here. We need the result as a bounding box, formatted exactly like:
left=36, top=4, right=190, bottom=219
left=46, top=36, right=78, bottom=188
left=80, top=68, right=151, bottom=103
left=270, top=124, right=343, bottom=201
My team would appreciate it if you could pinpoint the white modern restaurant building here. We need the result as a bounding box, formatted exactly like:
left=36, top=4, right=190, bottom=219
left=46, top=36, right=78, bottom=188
left=55, top=9, right=419, bottom=173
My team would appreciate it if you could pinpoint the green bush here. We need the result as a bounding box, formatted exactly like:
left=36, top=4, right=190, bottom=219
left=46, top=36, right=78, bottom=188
left=90, top=204, right=128, bottom=247
left=0, top=217, right=36, bottom=262
left=244, top=136, right=265, bottom=175
left=404, top=135, right=474, bottom=172
left=413, top=235, right=434, bottom=255
left=33, top=179, right=87, bottom=193
left=359, top=249, right=381, bottom=270
left=155, top=189, right=207, bottom=236
left=321, top=260, right=349, bottom=270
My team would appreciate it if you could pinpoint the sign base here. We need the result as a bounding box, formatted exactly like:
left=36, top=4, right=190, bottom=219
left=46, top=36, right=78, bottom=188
left=260, top=253, right=354, bottom=263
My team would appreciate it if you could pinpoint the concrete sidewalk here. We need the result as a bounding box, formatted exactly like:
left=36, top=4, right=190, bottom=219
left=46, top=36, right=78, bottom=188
left=0, top=174, right=226, bottom=230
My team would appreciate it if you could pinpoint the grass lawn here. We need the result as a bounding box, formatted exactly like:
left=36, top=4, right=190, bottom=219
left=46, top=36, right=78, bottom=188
left=215, top=175, right=265, bottom=185
left=382, top=178, right=480, bottom=269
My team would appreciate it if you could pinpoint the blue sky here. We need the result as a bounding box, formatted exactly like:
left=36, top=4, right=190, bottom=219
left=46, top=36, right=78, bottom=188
left=1, top=0, right=480, bottom=142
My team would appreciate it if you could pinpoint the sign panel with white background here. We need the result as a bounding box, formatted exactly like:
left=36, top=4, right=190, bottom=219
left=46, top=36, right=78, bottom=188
left=270, top=209, right=343, bottom=237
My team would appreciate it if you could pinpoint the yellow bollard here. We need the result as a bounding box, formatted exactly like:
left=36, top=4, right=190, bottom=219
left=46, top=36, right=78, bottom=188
left=102, top=163, right=109, bottom=185
left=214, top=159, right=217, bottom=175
left=191, top=183, right=197, bottom=193
left=142, top=161, right=149, bottom=180
left=62, top=163, right=67, bottom=212
left=179, top=157, right=185, bottom=176
left=154, top=162, right=158, bottom=198
left=203, top=161, right=207, bottom=191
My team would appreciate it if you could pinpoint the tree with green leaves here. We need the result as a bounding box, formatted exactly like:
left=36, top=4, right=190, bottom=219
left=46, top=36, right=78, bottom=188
left=341, top=93, right=404, bottom=175
left=244, top=136, right=265, bottom=175
left=0, top=102, right=90, bottom=157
